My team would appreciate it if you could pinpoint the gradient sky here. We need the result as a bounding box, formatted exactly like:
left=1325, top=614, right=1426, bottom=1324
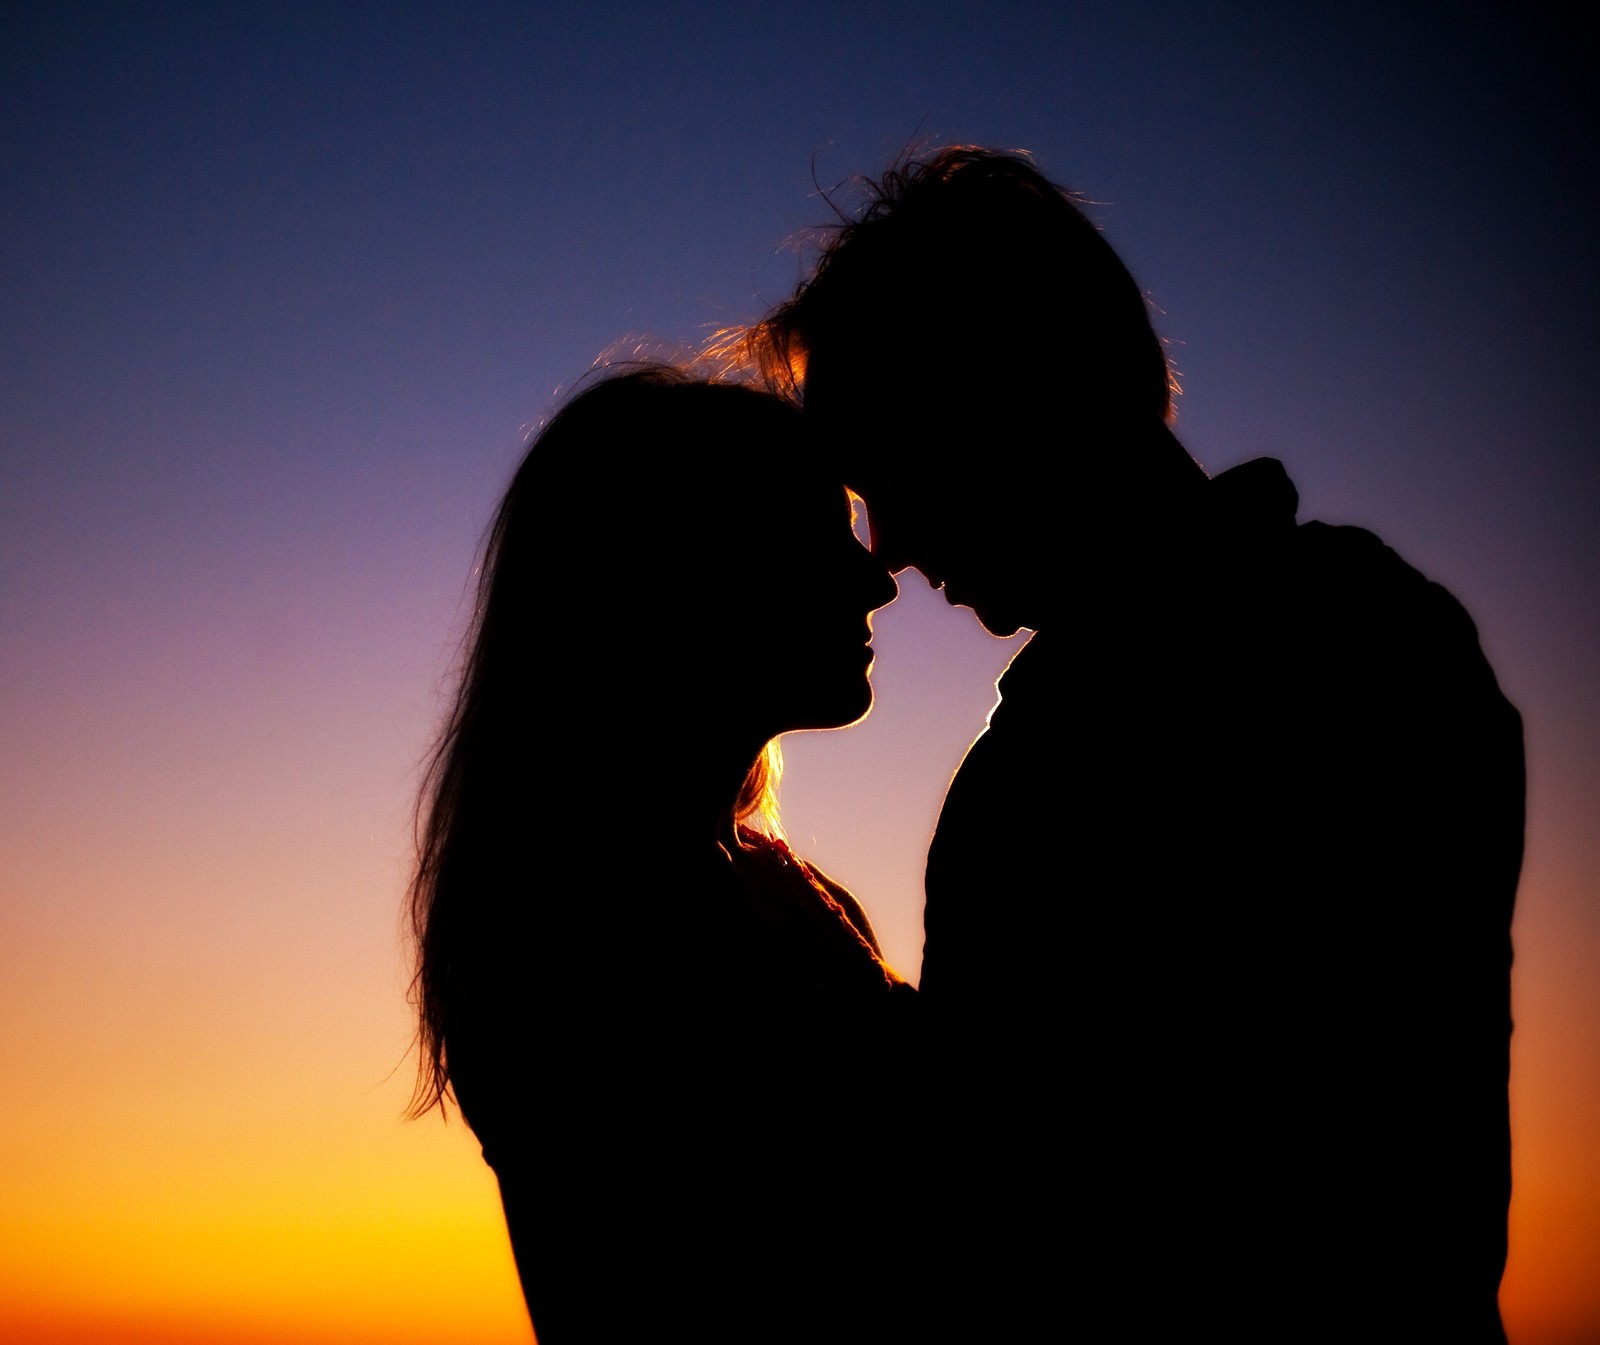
left=3, top=4, right=1595, bottom=1342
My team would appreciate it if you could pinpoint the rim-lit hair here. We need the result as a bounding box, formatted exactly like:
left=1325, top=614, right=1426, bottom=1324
left=407, top=366, right=795, bottom=1117
left=721, top=146, right=1176, bottom=423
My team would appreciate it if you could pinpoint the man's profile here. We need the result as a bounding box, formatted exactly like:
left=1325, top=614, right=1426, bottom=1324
left=746, top=147, right=1524, bottom=1341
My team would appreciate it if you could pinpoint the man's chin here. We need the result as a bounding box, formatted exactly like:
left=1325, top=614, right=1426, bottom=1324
left=938, top=575, right=1037, bottom=637
left=950, top=590, right=1030, bottom=638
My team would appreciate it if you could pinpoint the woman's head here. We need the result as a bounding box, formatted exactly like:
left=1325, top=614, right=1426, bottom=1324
left=477, top=365, right=896, bottom=750
left=408, top=365, right=895, bottom=1114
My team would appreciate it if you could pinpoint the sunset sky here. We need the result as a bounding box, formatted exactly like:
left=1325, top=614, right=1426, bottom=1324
left=3, top=4, right=1595, bottom=1342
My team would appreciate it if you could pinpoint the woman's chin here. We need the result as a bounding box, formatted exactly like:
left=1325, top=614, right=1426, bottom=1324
left=783, top=683, right=876, bottom=735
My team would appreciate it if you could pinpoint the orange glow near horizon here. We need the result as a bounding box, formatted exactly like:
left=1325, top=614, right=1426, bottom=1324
left=0, top=1084, right=531, bottom=1345
left=2, top=956, right=1594, bottom=1345
left=4, top=781, right=1592, bottom=1343
left=1499, top=855, right=1600, bottom=1345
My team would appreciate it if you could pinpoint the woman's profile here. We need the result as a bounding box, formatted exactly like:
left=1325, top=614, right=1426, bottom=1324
left=408, top=366, right=913, bottom=1342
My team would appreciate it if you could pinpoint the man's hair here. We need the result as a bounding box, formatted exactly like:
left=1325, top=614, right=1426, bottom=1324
left=739, top=146, right=1176, bottom=425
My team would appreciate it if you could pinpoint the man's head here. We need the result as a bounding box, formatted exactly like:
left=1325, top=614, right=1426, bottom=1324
left=751, top=147, right=1188, bottom=636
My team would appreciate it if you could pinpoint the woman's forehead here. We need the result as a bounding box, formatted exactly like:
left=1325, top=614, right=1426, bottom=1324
left=691, top=466, right=849, bottom=541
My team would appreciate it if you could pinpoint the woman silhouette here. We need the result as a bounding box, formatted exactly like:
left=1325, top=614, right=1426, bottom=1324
left=408, top=366, right=912, bottom=1342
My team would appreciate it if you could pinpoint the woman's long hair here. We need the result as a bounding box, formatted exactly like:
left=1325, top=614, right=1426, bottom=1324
left=407, top=366, right=795, bottom=1117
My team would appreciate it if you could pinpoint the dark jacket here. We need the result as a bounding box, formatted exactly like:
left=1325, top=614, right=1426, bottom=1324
left=920, top=459, right=1523, bottom=1342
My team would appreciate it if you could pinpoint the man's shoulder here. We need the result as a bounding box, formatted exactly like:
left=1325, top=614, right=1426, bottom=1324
left=1208, top=460, right=1500, bottom=688
left=1293, top=516, right=1439, bottom=595
left=1286, top=519, right=1502, bottom=689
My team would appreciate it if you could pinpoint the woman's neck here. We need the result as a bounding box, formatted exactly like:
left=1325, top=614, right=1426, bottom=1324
left=639, top=736, right=766, bottom=855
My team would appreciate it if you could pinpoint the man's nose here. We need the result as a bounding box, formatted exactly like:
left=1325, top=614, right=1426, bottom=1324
left=867, top=561, right=899, bottom=609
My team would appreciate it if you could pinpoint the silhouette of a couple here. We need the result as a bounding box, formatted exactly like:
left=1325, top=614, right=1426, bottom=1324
left=409, top=148, right=1523, bottom=1343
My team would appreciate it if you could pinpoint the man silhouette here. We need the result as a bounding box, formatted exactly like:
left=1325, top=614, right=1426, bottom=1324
left=749, top=147, right=1523, bottom=1341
